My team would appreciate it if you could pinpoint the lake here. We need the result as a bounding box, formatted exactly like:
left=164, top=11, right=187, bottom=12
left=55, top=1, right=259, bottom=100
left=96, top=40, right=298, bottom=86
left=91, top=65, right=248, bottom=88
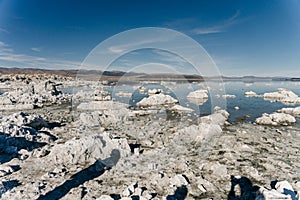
left=62, top=81, right=300, bottom=124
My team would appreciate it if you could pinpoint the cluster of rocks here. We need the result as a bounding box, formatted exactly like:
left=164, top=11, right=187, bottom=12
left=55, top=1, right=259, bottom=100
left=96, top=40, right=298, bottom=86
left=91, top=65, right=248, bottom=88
left=255, top=112, right=296, bottom=126
left=1, top=76, right=300, bottom=199
left=245, top=88, right=300, bottom=105
left=0, top=80, right=70, bottom=111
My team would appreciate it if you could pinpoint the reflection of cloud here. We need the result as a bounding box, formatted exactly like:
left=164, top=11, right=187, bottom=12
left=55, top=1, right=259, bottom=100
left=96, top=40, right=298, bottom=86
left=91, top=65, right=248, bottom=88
left=192, top=11, right=240, bottom=35
left=31, top=47, right=42, bottom=52
left=0, top=41, right=82, bottom=69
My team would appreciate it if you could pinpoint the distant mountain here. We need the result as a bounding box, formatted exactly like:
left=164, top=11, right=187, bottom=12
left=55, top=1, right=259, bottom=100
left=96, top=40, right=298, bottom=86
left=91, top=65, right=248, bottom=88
left=0, top=67, right=299, bottom=82
left=0, top=67, right=78, bottom=77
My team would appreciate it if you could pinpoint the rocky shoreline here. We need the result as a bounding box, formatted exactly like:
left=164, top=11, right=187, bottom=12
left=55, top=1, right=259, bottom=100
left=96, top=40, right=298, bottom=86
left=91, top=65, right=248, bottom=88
left=0, top=74, right=299, bottom=199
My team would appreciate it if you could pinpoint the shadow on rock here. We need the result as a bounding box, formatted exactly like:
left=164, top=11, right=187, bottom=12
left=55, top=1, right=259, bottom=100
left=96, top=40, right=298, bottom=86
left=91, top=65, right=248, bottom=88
left=0, top=132, right=47, bottom=164
left=227, top=175, right=259, bottom=200
left=37, top=149, right=120, bottom=200
left=166, top=185, right=188, bottom=200
left=0, top=180, right=21, bottom=198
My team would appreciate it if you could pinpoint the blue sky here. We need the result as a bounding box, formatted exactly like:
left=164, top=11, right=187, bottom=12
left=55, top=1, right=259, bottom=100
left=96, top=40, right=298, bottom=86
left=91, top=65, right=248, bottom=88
left=0, top=0, right=299, bottom=76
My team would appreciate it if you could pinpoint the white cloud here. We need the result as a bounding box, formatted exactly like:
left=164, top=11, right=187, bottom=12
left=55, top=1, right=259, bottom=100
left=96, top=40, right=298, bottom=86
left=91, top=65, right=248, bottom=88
left=192, top=11, right=241, bottom=35
left=0, top=28, right=9, bottom=34
left=0, top=41, right=82, bottom=69
left=106, top=35, right=175, bottom=54
left=31, top=47, right=42, bottom=52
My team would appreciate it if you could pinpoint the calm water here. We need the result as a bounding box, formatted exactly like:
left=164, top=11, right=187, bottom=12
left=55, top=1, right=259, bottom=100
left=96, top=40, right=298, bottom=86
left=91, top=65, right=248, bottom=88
left=62, top=81, right=300, bottom=124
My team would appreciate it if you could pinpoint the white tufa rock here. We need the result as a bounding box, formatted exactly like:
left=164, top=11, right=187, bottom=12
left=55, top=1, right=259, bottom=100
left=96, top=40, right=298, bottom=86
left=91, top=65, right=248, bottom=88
left=96, top=195, right=114, bottom=200
left=136, top=93, right=178, bottom=107
left=187, top=89, right=208, bottom=99
left=198, top=110, right=229, bottom=126
left=170, top=174, right=189, bottom=187
left=147, top=88, right=163, bottom=95
left=222, top=94, right=236, bottom=98
left=258, top=180, right=298, bottom=200
left=278, top=107, right=300, bottom=116
left=262, top=88, right=300, bottom=104
left=169, top=105, right=193, bottom=113
left=245, top=91, right=258, bottom=97
left=255, top=113, right=296, bottom=126
left=77, top=101, right=128, bottom=110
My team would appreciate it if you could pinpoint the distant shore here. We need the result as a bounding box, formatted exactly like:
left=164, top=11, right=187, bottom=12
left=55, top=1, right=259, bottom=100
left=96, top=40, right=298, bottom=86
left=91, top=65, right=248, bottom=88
left=1, top=67, right=300, bottom=83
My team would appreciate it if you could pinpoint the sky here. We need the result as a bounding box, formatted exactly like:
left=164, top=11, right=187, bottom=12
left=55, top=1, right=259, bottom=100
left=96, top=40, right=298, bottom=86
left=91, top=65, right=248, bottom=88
left=0, top=0, right=299, bottom=76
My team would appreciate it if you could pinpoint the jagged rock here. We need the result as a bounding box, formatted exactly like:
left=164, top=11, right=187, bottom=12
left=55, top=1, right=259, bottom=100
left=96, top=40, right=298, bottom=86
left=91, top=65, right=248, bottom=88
left=262, top=88, right=300, bottom=104
left=77, top=101, right=128, bottom=110
left=255, top=113, right=296, bottom=126
left=245, top=91, right=258, bottom=97
left=1, top=112, right=48, bottom=129
left=79, top=108, right=130, bottom=128
left=97, top=195, right=114, bottom=200
left=258, top=181, right=298, bottom=200
left=0, top=80, right=68, bottom=110
left=148, top=88, right=163, bottom=95
left=0, top=165, right=20, bottom=177
left=187, top=89, right=208, bottom=99
left=47, top=133, right=130, bottom=167
left=198, top=109, right=229, bottom=126
left=222, top=94, right=236, bottom=98
left=202, top=162, right=229, bottom=179
left=73, top=90, right=111, bottom=101
left=136, top=94, right=178, bottom=107
left=278, top=107, right=300, bottom=116
left=175, top=123, right=222, bottom=145
left=169, top=105, right=193, bottom=113
left=115, top=91, right=132, bottom=97
left=0, top=104, right=34, bottom=111
left=187, top=97, right=208, bottom=105
left=170, top=174, right=189, bottom=187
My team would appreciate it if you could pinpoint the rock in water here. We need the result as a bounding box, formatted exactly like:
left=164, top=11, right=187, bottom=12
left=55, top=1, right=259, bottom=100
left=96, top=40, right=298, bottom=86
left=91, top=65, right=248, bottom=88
left=136, top=93, right=178, bottom=107
left=187, top=89, right=208, bottom=99
left=255, top=113, right=296, bottom=126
